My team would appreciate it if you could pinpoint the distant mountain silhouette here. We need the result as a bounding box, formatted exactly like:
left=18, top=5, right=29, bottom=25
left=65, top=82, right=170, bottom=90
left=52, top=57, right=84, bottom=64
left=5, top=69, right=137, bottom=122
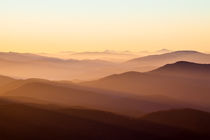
left=142, top=109, right=210, bottom=135
left=0, top=52, right=49, bottom=62
left=83, top=61, right=210, bottom=109
left=0, top=52, right=117, bottom=80
left=53, top=50, right=138, bottom=62
left=0, top=99, right=207, bottom=140
left=155, top=49, right=171, bottom=54
left=0, top=51, right=114, bottom=64
left=127, top=51, right=210, bottom=66
left=1, top=50, right=210, bottom=80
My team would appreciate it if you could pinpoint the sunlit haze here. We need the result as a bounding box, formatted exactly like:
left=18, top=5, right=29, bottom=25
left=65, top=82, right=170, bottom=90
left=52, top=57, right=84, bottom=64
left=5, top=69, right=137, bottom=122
left=1, top=1, right=210, bottom=139
left=1, top=0, right=210, bottom=53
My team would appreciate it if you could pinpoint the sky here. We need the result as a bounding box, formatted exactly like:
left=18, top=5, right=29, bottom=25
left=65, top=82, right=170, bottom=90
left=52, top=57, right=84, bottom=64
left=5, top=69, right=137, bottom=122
left=1, top=0, right=210, bottom=53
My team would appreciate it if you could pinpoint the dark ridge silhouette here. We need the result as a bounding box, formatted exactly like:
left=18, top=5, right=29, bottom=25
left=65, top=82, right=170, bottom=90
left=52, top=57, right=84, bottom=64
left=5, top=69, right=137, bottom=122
left=142, top=109, right=210, bottom=135
left=0, top=99, right=207, bottom=140
left=151, top=61, right=210, bottom=79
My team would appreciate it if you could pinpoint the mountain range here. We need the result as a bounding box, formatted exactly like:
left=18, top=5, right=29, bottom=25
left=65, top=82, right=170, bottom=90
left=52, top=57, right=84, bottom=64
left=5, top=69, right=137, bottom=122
left=0, top=60, right=209, bottom=115
left=0, top=75, right=193, bottom=116
left=0, top=51, right=210, bottom=139
left=1, top=50, right=210, bottom=80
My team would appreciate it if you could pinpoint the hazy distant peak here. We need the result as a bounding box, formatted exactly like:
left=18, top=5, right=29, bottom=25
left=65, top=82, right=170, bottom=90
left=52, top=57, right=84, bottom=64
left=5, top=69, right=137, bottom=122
left=0, top=51, right=114, bottom=63
left=0, top=51, right=59, bottom=62
left=168, top=50, right=203, bottom=55
left=155, top=49, right=171, bottom=54
left=154, top=50, right=204, bottom=57
left=71, top=50, right=135, bottom=56
left=127, top=50, right=208, bottom=64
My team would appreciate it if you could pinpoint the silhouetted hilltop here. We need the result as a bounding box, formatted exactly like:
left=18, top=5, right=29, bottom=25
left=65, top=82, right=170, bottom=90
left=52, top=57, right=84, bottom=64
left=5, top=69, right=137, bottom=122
left=83, top=62, right=210, bottom=108
left=151, top=61, right=210, bottom=79
left=142, top=109, right=210, bottom=135
left=154, top=61, right=210, bottom=71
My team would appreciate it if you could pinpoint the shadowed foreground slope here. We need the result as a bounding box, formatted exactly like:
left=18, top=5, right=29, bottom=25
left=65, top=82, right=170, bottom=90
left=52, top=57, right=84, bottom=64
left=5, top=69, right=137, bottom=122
left=142, top=109, right=210, bottom=135
left=0, top=99, right=208, bottom=140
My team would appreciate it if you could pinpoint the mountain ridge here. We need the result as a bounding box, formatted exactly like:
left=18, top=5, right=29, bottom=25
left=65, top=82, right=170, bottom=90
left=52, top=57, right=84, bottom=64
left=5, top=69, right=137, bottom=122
left=127, top=51, right=210, bottom=66
left=82, top=61, right=210, bottom=108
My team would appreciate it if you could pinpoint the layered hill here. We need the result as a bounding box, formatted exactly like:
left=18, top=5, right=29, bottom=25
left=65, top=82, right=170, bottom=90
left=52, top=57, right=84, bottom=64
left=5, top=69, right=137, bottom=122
left=1, top=60, right=210, bottom=116
left=2, top=73, right=207, bottom=116
left=151, top=61, right=210, bottom=79
left=0, top=75, right=191, bottom=116
left=1, top=51, right=210, bottom=80
left=82, top=61, right=210, bottom=109
left=0, top=52, right=116, bottom=80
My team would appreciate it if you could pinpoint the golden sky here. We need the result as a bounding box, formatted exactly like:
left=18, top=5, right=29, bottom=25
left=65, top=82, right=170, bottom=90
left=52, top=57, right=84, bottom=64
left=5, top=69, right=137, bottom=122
left=1, top=0, right=210, bottom=53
